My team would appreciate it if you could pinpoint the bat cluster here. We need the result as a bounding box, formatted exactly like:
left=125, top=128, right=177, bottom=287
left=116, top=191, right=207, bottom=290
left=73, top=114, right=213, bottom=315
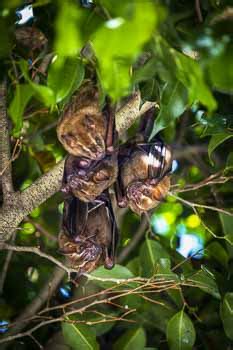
left=57, top=81, right=173, bottom=275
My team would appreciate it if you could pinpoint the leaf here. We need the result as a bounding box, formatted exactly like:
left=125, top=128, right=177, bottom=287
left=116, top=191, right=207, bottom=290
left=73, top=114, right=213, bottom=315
left=48, top=56, right=84, bottom=103
left=19, top=60, right=55, bottom=107
left=62, top=322, right=99, bottom=350
left=208, top=133, right=233, bottom=163
left=157, top=259, right=183, bottom=308
left=174, top=50, right=217, bottom=112
left=126, top=257, right=141, bottom=276
left=153, top=37, right=217, bottom=113
left=55, top=1, right=82, bottom=57
left=187, top=269, right=220, bottom=299
left=206, top=241, right=229, bottom=268
left=132, top=57, right=157, bottom=84
left=150, top=81, right=188, bottom=138
left=113, top=327, right=146, bottom=350
left=219, top=213, right=233, bottom=256
left=8, top=84, right=33, bottom=137
left=166, top=310, right=196, bottom=350
left=139, top=239, right=169, bottom=277
left=226, top=152, right=233, bottom=172
left=92, top=2, right=163, bottom=100
left=208, top=44, right=233, bottom=94
left=90, top=264, right=134, bottom=288
left=220, top=293, right=233, bottom=340
left=141, top=300, right=176, bottom=333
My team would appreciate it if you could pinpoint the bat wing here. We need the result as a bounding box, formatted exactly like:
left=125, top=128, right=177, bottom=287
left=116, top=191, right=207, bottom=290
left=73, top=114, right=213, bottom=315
left=62, top=195, right=88, bottom=239
left=100, top=191, right=119, bottom=269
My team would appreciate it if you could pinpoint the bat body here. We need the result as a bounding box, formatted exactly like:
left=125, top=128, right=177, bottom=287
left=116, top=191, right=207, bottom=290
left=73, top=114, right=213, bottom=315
left=58, top=82, right=118, bottom=201
left=57, top=81, right=107, bottom=160
left=62, top=153, right=118, bottom=202
left=59, top=192, right=118, bottom=274
left=116, top=139, right=172, bottom=215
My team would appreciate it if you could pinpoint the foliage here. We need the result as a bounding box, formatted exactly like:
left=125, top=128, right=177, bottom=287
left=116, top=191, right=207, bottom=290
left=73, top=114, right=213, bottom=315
left=0, top=0, right=233, bottom=349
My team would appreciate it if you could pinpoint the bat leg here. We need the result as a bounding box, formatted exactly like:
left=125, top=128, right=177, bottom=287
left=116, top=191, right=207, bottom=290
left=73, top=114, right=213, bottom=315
left=104, top=101, right=118, bottom=151
left=115, top=180, right=127, bottom=208
left=103, top=246, right=115, bottom=269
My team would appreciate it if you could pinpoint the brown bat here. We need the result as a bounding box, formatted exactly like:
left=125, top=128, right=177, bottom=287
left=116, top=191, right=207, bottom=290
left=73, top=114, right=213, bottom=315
left=57, top=81, right=112, bottom=160
left=58, top=192, right=118, bottom=274
left=62, top=153, right=118, bottom=202
left=61, top=96, right=118, bottom=202
left=115, top=108, right=173, bottom=215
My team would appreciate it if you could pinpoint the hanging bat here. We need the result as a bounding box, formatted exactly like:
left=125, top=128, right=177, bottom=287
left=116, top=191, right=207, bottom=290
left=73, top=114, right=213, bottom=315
left=61, top=98, right=118, bottom=202
left=57, top=81, right=113, bottom=160
left=58, top=191, right=118, bottom=274
left=62, top=153, right=118, bottom=202
left=115, top=108, right=173, bottom=215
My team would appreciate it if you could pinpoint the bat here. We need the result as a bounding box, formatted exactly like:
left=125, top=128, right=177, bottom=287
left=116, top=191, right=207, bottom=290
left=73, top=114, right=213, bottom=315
left=59, top=191, right=118, bottom=275
left=115, top=107, right=173, bottom=215
left=57, top=81, right=110, bottom=160
left=61, top=97, right=118, bottom=201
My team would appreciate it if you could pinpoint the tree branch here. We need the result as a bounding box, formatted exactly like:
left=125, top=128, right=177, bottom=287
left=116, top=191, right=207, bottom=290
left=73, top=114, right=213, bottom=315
left=0, top=79, right=14, bottom=201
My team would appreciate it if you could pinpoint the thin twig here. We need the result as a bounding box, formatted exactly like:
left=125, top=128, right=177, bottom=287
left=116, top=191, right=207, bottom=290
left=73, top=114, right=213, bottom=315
left=169, top=192, right=233, bottom=217
left=195, top=0, right=203, bottom=23
left=0, top=232, right=16, bottom=295
left=0, top=243, right=76, bottom=276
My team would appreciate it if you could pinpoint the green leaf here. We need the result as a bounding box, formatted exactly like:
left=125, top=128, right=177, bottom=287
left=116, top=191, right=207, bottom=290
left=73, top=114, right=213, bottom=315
left=90, top=264, right=134, bottom=288
left=208, top=133, right=233, bottom=162
left=166, top=310, right=196, bottom=350
left=220, top=293, right=233, bottom=340
left=219, top=213, right=233, bottom=259
left=126, top=257, right=141, bottom=276
left=113, top=327, right=146, bottom=350
left=19, top=60, right=55, bottom=107
left=139, top=239, right=169, bottom=277
left=141, top=300, right=176, bottom=333
left=186, top=269, right=220, bottom=299
left=206, top=241, right=229, bottom=268
left=208, top=44, right=233, bottom=94
left=174, top=50, right=217, bottom=112
left=8, top=84, right=33, bottom=137
left=62, top=322, right=99, bottom=350
left=150, top=81, right=188, bottom=138
left=157, top=259, right=183, bottom=308
left=153, top=37, right=217, bottom=113
left=92, top=2, right=163, bottom=100
left=132, top=57, right=157, bottom=84
left=55, top=1, right=82, bottom=57
left=226, top=152, right=233, bottom=172
left=47, top=56, right=84, bottom=103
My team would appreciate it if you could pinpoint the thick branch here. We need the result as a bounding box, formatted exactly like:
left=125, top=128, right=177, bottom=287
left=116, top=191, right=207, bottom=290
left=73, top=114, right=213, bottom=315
left=0, top=79, right=14, bottom=200
left=0, top=160, right=64, bottom=240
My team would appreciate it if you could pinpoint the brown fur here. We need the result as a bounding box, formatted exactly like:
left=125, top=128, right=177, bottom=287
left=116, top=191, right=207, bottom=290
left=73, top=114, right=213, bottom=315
left=57, top=82, right=107, bottom=159
left=58, top=203, right=114, bottom=274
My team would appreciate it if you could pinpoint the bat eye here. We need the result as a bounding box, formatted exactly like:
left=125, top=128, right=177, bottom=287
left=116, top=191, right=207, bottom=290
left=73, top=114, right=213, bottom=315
left=143, top=188, right=151, bottom=197
left=93, top=170, right=110, bottom=182
left=95, top=136, right=103, bottom=146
